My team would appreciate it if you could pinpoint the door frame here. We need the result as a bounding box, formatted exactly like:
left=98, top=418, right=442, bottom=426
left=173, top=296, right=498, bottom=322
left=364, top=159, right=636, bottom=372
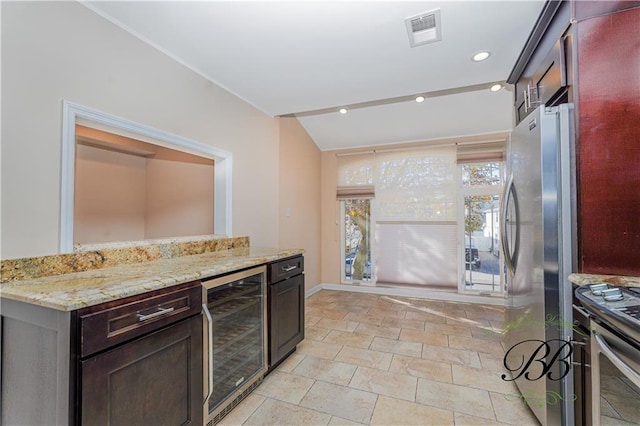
left=340, top=198, right=375, bottom=285
left=457, top=163, right=505, bottom=295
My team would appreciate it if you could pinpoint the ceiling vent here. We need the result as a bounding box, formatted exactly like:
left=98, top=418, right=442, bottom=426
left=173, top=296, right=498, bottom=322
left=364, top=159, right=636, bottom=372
left=405, top=9, right=442, bottom=48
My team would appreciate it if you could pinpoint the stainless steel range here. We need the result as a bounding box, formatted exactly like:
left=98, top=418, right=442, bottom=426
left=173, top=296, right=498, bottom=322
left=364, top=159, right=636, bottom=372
left=575, top=284, right=640, bottom=424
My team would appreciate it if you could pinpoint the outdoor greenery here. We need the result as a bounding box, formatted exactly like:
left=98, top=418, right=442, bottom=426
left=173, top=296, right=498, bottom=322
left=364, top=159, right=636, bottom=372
left=463, top=163, right=501, bottom=236
left=345, top=199, right=370, bottom=280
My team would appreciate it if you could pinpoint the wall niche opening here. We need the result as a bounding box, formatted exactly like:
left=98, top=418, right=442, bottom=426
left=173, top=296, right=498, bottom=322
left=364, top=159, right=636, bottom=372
left=61, top=101, right=232, bottom=253
left=74, top=125, right=215, bottom=245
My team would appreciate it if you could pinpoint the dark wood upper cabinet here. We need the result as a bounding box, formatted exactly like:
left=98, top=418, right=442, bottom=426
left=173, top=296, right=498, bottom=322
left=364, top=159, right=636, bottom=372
left=575, top=6, right=640, bottom=275
left=532, top=38, right=567, bottom=105
left=573, top=0, right=640, bottom=21
left=515, top=36, right=570, bottom=122
left=509, top=1, right=572, bottom=124
left=509, top=0, right=640, bottom=275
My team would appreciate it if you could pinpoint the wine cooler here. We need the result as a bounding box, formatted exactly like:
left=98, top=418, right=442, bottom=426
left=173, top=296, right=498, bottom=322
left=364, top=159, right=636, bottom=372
left=201, top=265, right=267, bottom=425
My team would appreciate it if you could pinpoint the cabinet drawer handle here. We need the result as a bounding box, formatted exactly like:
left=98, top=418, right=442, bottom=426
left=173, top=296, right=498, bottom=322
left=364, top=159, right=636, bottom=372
left=136, top=307, right=174, bottom=322
left=281, top=265, right=297, bottom=272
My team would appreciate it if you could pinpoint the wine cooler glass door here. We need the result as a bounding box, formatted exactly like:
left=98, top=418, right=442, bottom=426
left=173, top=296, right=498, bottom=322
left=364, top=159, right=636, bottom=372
left=202, top=266, right=267, bottom=424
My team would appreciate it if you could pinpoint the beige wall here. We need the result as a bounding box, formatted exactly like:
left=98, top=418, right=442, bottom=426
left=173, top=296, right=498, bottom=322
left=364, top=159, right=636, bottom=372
left=74, top=145, right=147, bottom=244
left=74, top=145, right=215, bottom=244
left=145, top=158, right=214, bottom=239
left=278, top=118, right=321, bottom=291
left=1, top=1, right=280, bottom=258
left=320, top=151, right=341, bottom=284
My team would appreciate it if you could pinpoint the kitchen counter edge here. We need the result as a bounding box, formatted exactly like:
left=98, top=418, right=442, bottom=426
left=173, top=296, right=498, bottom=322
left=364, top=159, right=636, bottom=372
left=569, top=273, right=640, bottom=288
left=0, top=247, right=303, bottom=312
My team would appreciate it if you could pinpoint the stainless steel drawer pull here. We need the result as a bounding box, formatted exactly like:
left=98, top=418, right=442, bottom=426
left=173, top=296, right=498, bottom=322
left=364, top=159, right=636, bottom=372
left=282, top=265, right=297, bottom=272
left=136, top=307, right=175, bottom=322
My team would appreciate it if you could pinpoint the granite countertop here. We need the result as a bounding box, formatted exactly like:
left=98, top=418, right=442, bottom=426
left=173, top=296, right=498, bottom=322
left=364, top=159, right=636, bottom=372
left=569, top=273, right=640, bottom=288
left=0, top=247, right=303, bottom=311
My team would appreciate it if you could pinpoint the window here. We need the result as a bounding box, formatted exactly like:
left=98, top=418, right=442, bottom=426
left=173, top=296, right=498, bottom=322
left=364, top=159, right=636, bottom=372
left=337, top=146, right=459, bottom=287
left=374, top=147, right=458, bottom=287
left=337, top=153, right=375, bottom=283
left=459, top=162, right=504, bottom=294
left=342, top=199, right=372, bottom=282
left=337, top=141, right=505, bottom=292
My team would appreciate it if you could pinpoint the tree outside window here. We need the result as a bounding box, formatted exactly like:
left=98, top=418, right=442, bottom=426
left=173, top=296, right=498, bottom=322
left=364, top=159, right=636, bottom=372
left=344, top=199, right=371, bottom=281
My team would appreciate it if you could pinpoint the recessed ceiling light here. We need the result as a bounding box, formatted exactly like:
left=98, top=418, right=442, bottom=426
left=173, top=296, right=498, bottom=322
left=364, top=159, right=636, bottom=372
left=415, top=96, right=425, bottom=103
left=490, top=84, right=503, bottom=92
left=472, top=51, right=491, bottom=62
left=339, top=108, right=348, bottom=115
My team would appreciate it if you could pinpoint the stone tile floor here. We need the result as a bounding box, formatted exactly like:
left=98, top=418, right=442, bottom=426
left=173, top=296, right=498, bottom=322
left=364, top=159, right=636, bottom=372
left=219, top=289, right=540, bottom=425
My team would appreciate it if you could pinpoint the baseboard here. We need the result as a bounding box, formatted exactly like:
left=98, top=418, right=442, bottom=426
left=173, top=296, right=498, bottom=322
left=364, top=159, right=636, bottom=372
left=307, top=282, right=506, bottom=306
left=304, top=285, right=323, bottom=298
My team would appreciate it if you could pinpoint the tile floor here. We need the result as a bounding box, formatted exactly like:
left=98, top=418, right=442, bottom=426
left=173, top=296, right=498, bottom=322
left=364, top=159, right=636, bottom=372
left=219, top=289, right=540, bottom=426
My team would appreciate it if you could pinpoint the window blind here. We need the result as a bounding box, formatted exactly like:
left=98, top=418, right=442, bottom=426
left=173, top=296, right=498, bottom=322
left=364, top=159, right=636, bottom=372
left=336, top=185, right=375, bottom=200
left=375, top=146, right=457, bottom=221
left=337, top=152, right=375, bottom=187
left=456, top=141, right=505, bottom=164
left=375, top=222, right=457, bottom=287
left=337, top=152, right=376, bottom=200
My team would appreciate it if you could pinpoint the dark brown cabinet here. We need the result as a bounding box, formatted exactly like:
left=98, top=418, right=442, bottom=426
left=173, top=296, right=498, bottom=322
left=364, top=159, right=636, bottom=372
left=267, top=256, right=304, bottom=370
left=509, top=1, right=640, bottom=275
left=74, top=281, right=203, bottom=425
left=510, top=1, right=572, bottom=124
left=80, top=317, right=202, bottom=425
left=515, top=37, right=569, bottom=123
left=574, top=5, right=640, bottom=275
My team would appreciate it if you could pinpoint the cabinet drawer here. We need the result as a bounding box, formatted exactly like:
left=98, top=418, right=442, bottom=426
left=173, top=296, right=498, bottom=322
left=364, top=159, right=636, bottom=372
left=78, top=281, right=202, bottom=358
left=269, top=256, right=304, bottom=283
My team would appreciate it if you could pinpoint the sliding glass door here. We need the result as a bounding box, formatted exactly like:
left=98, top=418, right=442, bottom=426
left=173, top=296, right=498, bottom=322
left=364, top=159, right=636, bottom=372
left=459, top=162, right=504, bottom=295
left=342, top=199, right=372, bottom=282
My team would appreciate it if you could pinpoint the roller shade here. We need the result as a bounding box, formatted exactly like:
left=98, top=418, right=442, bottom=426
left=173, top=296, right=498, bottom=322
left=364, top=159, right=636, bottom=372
left=337, top=152, right=376, bottom=200
left=376, top=146, right=457, bottom=221
left=337, top=152, right=375, bottom=187
left=375, top=222, right=457, bottom=287
left=456, top=141, right=505, bottom=164
left=337, top=185, right=375, bottom=200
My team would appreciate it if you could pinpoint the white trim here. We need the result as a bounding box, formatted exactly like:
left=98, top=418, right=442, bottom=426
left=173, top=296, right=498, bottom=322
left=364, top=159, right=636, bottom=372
left=60, top=100, right=233, bottom=253
left=304, top=285, right=323, bottom=299
left=457, top=161, right=505, bottom=296
left=340, top=198, right=375, bottom=285
left=311, top=283, right=506, bottom=306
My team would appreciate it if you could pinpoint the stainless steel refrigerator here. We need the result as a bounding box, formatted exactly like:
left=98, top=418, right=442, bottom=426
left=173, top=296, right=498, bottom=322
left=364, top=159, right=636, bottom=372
left=501, top=104, right=575, bottom=426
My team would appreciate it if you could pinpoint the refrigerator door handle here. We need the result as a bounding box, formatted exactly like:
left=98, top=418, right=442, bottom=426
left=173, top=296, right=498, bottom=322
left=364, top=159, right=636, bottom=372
left=501, top=174, right=520, bottom=275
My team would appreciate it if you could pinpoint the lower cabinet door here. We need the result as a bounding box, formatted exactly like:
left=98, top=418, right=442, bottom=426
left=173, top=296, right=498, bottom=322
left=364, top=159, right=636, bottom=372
left=269, top=274, right=305, bottom=368
left=80, top=316, right=202, bottom=426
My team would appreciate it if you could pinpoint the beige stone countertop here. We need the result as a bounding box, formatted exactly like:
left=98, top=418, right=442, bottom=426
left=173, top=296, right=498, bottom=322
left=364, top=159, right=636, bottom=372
left=569, top=273, right=640, bottom=288
left=0, top=247, right=303, bottom=311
